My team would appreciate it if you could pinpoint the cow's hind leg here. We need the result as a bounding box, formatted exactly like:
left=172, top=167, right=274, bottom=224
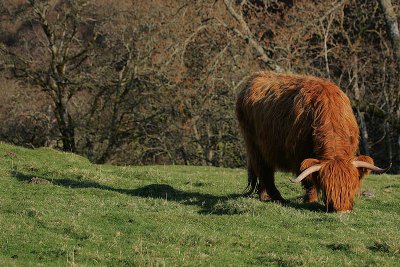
left=245, top=143, right=285, bottom=204
left=257, top=164, right=286, bottom=204
left=240, top=130, right=285, bottom=204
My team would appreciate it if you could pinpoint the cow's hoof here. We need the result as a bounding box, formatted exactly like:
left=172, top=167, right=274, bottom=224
left=259, top=191, right=272, bottom=202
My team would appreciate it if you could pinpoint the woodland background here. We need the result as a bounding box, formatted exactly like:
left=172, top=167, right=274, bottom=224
left=0, top=0, right=399, bottom=173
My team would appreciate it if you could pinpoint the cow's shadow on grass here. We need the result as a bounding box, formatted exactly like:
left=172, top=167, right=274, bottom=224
left=284, top=200, right=326, bottom=212
left=12, top=171, right=242, bottom=215
left=12, top=171, right=325, bottom=214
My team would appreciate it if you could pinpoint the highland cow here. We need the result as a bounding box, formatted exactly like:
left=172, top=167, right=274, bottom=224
left=236, top=71, right=388, bottom=212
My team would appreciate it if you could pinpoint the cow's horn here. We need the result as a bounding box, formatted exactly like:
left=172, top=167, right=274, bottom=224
left=290, top=165, right=322, bottom=183
left=352, top=161, right=391, bottom=174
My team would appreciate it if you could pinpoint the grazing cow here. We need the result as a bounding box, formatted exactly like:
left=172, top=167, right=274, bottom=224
left=236, top=71, right=388, bottom=212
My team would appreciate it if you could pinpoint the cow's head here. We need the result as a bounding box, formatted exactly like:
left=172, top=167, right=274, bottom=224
left=292, top=156, right=389, bottom=212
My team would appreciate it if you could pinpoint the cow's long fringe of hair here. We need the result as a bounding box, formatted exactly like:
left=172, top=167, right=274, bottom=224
left=320, top=159, right=359, bottom=211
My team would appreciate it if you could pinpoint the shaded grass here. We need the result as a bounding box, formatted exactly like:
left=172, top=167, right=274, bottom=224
left=0, top=142, right=399, bottom=266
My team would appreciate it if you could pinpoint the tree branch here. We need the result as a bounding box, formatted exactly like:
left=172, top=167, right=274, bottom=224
left=222, top=0, right=282, bottom=72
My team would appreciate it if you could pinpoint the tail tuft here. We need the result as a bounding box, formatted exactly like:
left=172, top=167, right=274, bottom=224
left=242, top=166, right=258, bottom=197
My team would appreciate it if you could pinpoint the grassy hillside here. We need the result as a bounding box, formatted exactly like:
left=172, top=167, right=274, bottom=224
left=0, top=143, right=399, bottom=266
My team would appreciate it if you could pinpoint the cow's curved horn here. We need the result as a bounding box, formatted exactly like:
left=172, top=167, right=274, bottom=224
left=290, top=165, right=321, bottom=183
left=352, top=161, right=391, bottom=174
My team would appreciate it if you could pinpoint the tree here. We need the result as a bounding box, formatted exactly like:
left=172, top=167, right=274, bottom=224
left=378, top=0, right=400, bottom=168
left=1, top=0, right=97, bottom=152
left=1, top=0, right=399, bottom=171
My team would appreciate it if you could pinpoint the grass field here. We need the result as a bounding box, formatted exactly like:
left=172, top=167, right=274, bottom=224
left=0, top=143, right=399, bottom=266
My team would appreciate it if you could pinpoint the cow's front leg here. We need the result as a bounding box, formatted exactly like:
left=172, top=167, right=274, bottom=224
left=302, top=179, right=318, bottom=203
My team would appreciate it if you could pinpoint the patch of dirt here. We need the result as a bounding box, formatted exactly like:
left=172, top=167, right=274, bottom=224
left=28, top=177, right=51, bottom=185
left=361, top=191, right=375, bottom=198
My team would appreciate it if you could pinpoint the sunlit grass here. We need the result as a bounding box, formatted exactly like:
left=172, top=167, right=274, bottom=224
left=0, top=142, right=399, bottom=266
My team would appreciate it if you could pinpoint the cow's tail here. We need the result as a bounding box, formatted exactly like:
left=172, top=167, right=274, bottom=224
left=243, top=164, right=258, bottom=196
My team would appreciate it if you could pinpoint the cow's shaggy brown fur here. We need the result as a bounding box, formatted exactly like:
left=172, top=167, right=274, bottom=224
left=236, top=71, right=374, bottom=212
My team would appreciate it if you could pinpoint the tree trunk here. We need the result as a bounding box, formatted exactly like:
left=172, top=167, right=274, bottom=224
left=357, top=110, right=370, bottom=155
left=55, top=101, right=75, bottom=152
left=352, top=54, right=370, bottom=155
left=96, top=134, right=115, bottom=164
left=379, top=0, right=400, bottom=172
left=379, top=0, right=400, bottom=71
left=96, top=104, right=119, bottom=163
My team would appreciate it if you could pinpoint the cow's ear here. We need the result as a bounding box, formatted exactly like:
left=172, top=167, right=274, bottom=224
left=354, top=155, right=374, bottom=179
left=300, top=158, right=321, bottom=172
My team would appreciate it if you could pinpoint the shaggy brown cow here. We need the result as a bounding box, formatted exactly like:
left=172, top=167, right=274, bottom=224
left=236, top=71, right=388, bottom=212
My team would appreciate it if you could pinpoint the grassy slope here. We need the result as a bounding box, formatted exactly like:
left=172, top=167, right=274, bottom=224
left=0, top=143, right=399, bottom=267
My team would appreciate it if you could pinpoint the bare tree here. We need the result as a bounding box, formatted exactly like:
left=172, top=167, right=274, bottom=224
left=1, top=0, right=96, bottom=151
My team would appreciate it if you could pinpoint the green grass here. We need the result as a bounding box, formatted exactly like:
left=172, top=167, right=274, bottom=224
left=0, top=142, right=399, bottom=266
